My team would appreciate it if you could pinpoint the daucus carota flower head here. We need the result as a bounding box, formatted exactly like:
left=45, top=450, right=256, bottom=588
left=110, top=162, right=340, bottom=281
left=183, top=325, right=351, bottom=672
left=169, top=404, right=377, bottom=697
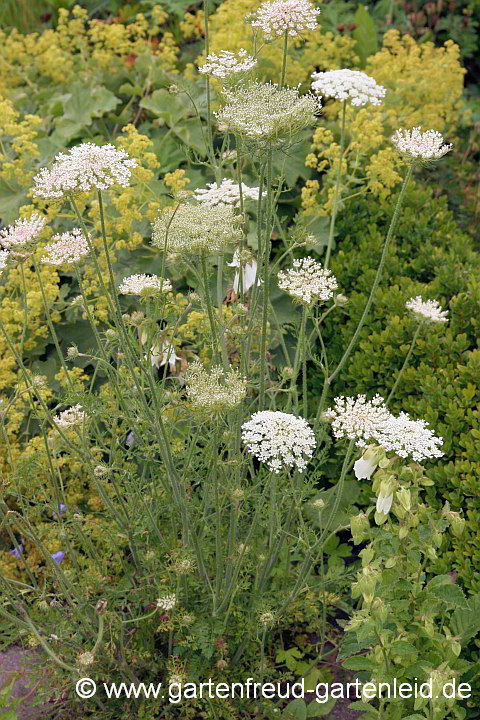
left=0, top=214, right=46, bottom=248
left=311, top=69, right=386, bottom=107
left=41, top=228, right=90, bottom=265
left=152, top=203, right=242, bottom=254
left=391, top=127, right=452, bottom=160
left=251, top=0, right=321, bottom=39
left=186, top=362, right=247, bottom=411
left=198, top=49, right=257, bottom=79
left=278, top=256, right=338, bottom=305
left=405, top=296, right=448, bottom=324
left=215, top=81, right=321, bottom=148
left=156, top=594, right=176, bottom=611
left=119, top=274, right=172, bottom=296
left=325, top=394, right=443, bottom=462
left=241, top=411, right=316, bottom=473
left=0, top=249, right=9, bottom=275
left=32, top=142, right=138, bottom=199
left=194, top=178, right=262, bottom=206
left=55, top=404, right=85, bottom=428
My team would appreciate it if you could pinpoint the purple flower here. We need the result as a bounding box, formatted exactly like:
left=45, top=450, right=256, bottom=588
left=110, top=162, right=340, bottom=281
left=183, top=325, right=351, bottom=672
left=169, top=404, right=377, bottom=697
left=52, top=504, right=68, bottom=517
left=9, top=543, right=24, bottom=559
left=51, top=551, right=65, bottom=565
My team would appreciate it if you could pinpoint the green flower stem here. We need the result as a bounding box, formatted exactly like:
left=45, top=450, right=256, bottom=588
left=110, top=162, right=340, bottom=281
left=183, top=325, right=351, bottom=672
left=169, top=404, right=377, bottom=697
left=287, top=304, right=308, bottom=413
left=245, top=160, right=266, bottom=373
left=15, top=603, right=77, bottom=672
left=385, top=322, right=423, bottom=406
left=324, top=99, right=347, bottom=271
left=201, top=252, right=220, bottom=364
left=259, top=148, right=273, bottom=410
left=213, top=422, right=224, bottom=615
left=32, top=258, right=76, bottom=394
left=18, top=263, right=29, bottom=360
left=203, top=0, right=220, bottom=183
left=276, top=439, right=355, bottom=619
left=315, top=163, right=414, bottom=428
left=259, top=625, right=268, bottom=686
left=216, top=252, right=230, bottom=371
left=92, top=613, right=105, bottom=655
left=280, top=30, right=289, bottom=89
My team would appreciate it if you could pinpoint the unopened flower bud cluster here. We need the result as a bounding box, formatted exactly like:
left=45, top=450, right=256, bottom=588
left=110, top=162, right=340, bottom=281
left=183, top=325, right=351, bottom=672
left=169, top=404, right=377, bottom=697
left=186, top=362, right=247, bottom=411
left=152, top=203, right=242, bottom=254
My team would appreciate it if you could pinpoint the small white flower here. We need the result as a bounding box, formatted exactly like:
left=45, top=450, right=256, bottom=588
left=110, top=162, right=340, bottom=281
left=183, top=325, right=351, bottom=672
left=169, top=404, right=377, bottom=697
left=198, top=49, right=257, bottom=79
left=33, top=142, right=137, bottom=199
left=391, top=127, right=452, bottom=160
left=150, top=343, right=177, bottom=371
left=376, top=492, right=393, bottom=516
left=251, top=0, right=321, bottom=40
left=354, top=455, right=378, bottom=480
left=186, top=362, right=247, bottom=411
left=156, top=594, right=176, bottom=611
left=77, top=651, right=95, bottom=667
left=241, top=410, right=316, bottom=473
left=278, top=256, right=338, bottom=305
left=0, top=214, right=46, bottom=248
left=119, top=274, right=172, bottom=296
left=194, top=178, right=262, bottom=206
left=228, top=249, right=260, bottom=294
left=405, top=296, right=448, bottom=324
left=41, top=228, right=90, bottom=265
left=55, top=404, right=85, bottom=428
left=311, top=69, right=386, bottom=107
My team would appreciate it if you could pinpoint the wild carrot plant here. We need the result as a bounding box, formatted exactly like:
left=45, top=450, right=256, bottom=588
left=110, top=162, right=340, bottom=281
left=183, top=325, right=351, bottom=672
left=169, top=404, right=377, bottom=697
left=0, top=2, right=476, bottom=719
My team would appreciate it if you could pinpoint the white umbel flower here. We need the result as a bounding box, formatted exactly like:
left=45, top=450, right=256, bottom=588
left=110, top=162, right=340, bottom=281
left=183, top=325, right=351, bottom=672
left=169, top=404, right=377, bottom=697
left=119, top=274, right=172, bottom=296
left=156, top=594, right=177, bottom=611
left=152, top=203, right=242, bottom=255
left=405, top=296, right=448, bottom=324
left=325, top=394, right=443, bottom=462
left=198, top=49, right=257, bottom=79
left=194, top=178, right=262, bottom=206
left=391, top=127, right=452, bottom=160
left=0, top=249, right=9, bottom=275
left=311, top=69, right=386, bottom=107
left=241, top=411, right=316, bottom=473
left=215, top=81, right=321, bottom=148
left=0, top=214, right=46, bottom=248
left=186, top=362, right=247, bottom=411
left=55, top=404, right=85, bottom=428
left=41, top=228, right=90, bottom=265
left=33, top=143, right=138, bottom=199
left=251, top=0, right=321, bottom=39
left=278, top=256, right=338, bottom=305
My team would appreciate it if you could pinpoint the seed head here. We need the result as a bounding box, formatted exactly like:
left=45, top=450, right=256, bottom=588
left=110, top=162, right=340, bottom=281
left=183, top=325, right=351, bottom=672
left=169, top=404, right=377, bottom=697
left=152, top=203, right=242, bottom=255
left=55, top=404, right=85, bottom=428
left=186, top=362, right=247, bottom=412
